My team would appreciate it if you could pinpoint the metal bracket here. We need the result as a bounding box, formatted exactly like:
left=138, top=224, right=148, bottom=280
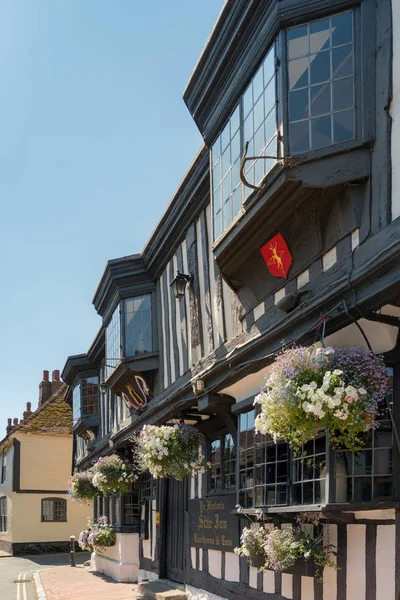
left=239, top=141, right=295, bottom=191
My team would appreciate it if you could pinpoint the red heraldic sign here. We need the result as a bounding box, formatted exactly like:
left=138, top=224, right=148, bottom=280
left=260, top=233, right=292, bottom=279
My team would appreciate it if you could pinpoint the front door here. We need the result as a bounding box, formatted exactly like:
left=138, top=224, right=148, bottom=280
left=165, top=478, right=187, bottom=583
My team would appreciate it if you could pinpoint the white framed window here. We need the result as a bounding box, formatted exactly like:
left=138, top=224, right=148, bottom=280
left=0, top=497, right=7, bottom=532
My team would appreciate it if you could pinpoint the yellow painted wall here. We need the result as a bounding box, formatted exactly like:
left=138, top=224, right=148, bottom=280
left=0, top=432, right=93, bottom=545
left=16, top=433, right=72, bottom=491
left=11, top=492, right=90, bottom=543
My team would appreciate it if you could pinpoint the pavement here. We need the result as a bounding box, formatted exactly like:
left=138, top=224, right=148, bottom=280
left=35, top=564, right=141, bottom=600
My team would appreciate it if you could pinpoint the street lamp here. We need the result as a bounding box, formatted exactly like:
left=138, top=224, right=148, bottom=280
left=170, top=271, right=192, bottom=300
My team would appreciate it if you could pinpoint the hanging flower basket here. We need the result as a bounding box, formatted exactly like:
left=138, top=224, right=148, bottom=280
left=67, top=470, right=97, bottom=504
left=255, top=346, right=388, bottom=454
left=92, top=454, right=138, bottom=495
left=78, top=516, right=116, bottom=552
left=137, top=424, right=209, bottom=479
left=234, top=525, right=269, bottom=569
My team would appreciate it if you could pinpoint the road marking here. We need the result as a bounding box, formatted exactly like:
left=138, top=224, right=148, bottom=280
left=17, top=569, right=34, bottom=600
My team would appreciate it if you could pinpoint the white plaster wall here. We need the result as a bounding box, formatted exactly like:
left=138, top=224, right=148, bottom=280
left=323, top=524, right=337, bottom=600
left=220, top=367, right=271, bottom=403
left=249, top=566, right=258, bottom=589
left=391, top=0, right=400, bottom=220
left=301, top=576, right=314, bottom=600
left=224, top=552, right=239, bottom=582
left=208, top=549, right=222, bottom=579
left=376, top=524, right=395, bottom=600
left=346, top=524, right=366, bottom=600
left=191, top=547, right=196, bottom=569
left=263, top=569, right=275, bottom=594
left=91, top=532, right=139, bottom=583
left=281, top=573, right=293, bottom=599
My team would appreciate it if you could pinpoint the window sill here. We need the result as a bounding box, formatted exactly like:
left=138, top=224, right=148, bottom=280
left=205, top=489, right=236, bottom=498
left=232, top=501, right=399, bottom=523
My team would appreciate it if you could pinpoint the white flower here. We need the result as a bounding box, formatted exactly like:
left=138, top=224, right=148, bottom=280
left=358, top=387, right=367, bottom=395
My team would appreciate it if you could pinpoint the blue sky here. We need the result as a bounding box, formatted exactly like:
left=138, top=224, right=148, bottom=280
left=0, top=1, right=223, bottom=432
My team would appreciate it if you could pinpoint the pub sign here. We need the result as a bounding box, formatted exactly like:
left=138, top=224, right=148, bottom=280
left=188, top=495, right=240, bottom=552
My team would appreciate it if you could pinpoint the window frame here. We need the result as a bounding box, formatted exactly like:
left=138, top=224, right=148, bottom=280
left=41, top=498, right=67, bottom=523
left=0, top=496, right=7, bottom=532
left=1, top=452, right=7, bottom=485
left=207, top=430, right=236, bottom=495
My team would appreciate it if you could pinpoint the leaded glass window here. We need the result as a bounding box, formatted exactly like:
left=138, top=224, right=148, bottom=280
left=292, top=436, right=326, bottom=505
left=72, top=383, right=81, bottom=424
left=81, top=376, right=99, bottom=416
left=288, top=11, right=355, bottom=153
left=211, top=45, right=278, bottom=239
left=209, top=433, right=236, bottom=492
left=42, top=498, right=67, bottom=522
left=334, top=367, right=393, bottom=502
left=125, top=295, right=152, bottom=357
left=106, top=305, right=122, bottom=378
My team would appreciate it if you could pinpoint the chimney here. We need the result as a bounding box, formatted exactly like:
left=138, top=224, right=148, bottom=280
left=6, top=418, right=12, bottom=435
left=51, top=369, right=63, bottom=395
left=39, top=370, right=52, bottom=407
left=23, top=402, right=32, bottom=421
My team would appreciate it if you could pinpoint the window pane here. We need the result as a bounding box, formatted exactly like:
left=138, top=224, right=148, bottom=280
left=231, top=106, right=240, bottom=136
left=289, top=57, right=309, bottom=90
left=333, top=110, right=354, bottom=143
left=288, top=25, right=308, bottom=59
left=309, top=18, right=330, bottom=54
left=333, top=78, right=354, bottom=111
left=289, top=89, right=309, bottom=121
left=311, top=116, right=332, bottom=149
left=353, top=478, right=372, bottom=502
left=332, top=45, right=353, bottom=79
left=310, top=51, right=330, bottom=85
left=253, top=65, right=264, bottom=103
left=332, top=12, right=353, bottom=47
left=310, top=83, right=331, bottom=117
left=374, top=477, right=392, bottom=501
left=290, top=121, right=310, bottom=154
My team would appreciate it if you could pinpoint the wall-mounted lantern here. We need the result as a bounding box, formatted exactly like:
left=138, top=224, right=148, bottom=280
left=170, top=271, right=192, bottom=300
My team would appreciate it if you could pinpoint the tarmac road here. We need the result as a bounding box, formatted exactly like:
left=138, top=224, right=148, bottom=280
left=0, top=552, right=90, bottom=600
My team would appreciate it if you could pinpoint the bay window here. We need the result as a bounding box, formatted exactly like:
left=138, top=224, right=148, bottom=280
left=105, top=295, right=153, bottom=378
left=237, top=364, right=394, bottom=509
left=72, top=376, right=99, bottom=424
left=211, top=9, right=357, bottom=240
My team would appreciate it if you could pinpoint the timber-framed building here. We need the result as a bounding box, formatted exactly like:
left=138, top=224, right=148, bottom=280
left=62, top=1, right=400, bottom=598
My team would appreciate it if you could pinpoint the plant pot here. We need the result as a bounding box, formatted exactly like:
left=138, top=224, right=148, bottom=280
left=250, top=555, right=265, bottom=569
